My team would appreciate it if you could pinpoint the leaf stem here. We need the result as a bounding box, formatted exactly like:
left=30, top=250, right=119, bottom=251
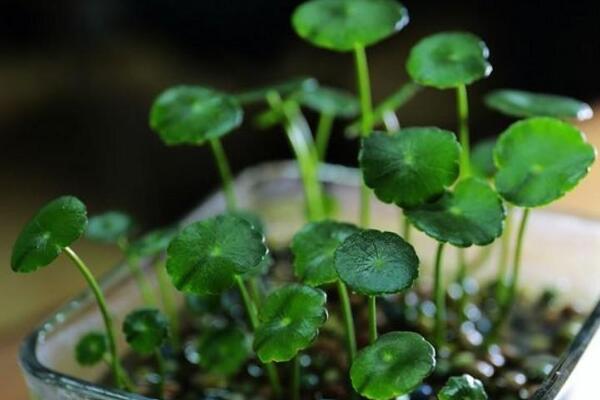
left=209, top=138, right=237, bottom=212
left=336, top=281, right=357, bottom=360
left=433, top=242, right=447, bottom=348
left=367, top=296, right=377, bottom=343
left=292, top=354, right=301, bottom=400
left=155, top=348, right=167, bottom=399
left=63, top=247, right=127, bottom=390
left=156, top=261, right=180, bottom=348
left=495, top=206, right=513, bottom=302
left=402, top=216, right=412, bottom=242
left=456, top=84, right=471, bottom=178
left=315, top=112, right=335, bottom=161
left=127, top=256, right=158, bottom=307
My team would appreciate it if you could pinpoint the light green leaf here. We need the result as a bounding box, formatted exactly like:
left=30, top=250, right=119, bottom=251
left=122, top=308, right=169, bottom=355
left=471, top=138, right=497, bottom=179
left=438, top=374, right=488, bottom=400
left=85, top=211, right=134, bottom=244
left=75, top=332, right=107, bottom=366
left=127, top=227, right=178, bottom=259
left=197, top=326, right=250, bottom=376
left=298, top=86, right=359, bottom=118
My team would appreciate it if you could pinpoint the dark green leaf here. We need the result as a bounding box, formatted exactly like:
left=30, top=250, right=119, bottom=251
left=75, top=332, right=107, bottom=366
left=149, top=86, right=242, bottom=146
left=407, top=32, right=492, bottom=89
left=291, top=220, right=360, bottom=286
left=439, top=374, right=488, bottom=400
left=292, top=0, right=409, bottom=52
left=254, top=284, right=327, bottom=362
left=85, top=211, right=134, bottom=244
left=350, top=331, right=435, bottom=400
left=334, top=230, right=419, bottom=295
left=166, top=215, right=267, bottom=295
left=360, top=128, right=460, bottom=208
left=122, top=308, right=169, bottom=355
left=485, top=89, right=593, bottom=121
left=471, top=138, right=497, bottom=179
left=11, top=196, right=87, bottom=273
left=228, top=210, right=266, bottom=235
left=127, top=227, right=178, bottom=259
left=197, top=326, right=250, bottom=376
left=494, top=117, right=596, bottom=207
left=298, top=86, right=359, bottom=118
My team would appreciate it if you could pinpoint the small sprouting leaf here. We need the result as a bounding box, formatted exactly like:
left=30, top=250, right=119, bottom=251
left=471, top=138, right=497, bottom=179
left=298, top=86, right=359, bottom=118
left=127, top=227, right=178, bottom=259
left=123, top=308, right=169, bottom=355
left=407, top=32, right=492, bottom=89
left=334, top=230, right=418, bottom=295
left=11, top=196, right=87, bottom=273
left=75, top=332, right=107, bottom=366
left=406, top=178, right=505, bottom=247
left=292, top=0, right=409, bottom=52
left=439, top=374, right=488, bottom=400
left=291, top=221, right=360, bottom=286
left=350, top=332, right=435, bottom=400
left=150, top=86, right=243, bottom=146
left=360, top=128, right=461, bottom=208
left=166, top=215, right=267, bottom=295
left=197, top=326, right=250, bottom=376
left=85, top=211, right=134, bottom=244
left=494, top=117, right=596, bottom=207
left=254, top=284, right=327, bottom=362
left=235, top=77, right=318, bottom=105
left=485, top=89, right=593, bottom=121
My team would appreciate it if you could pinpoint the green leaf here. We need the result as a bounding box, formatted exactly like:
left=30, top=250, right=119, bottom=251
left=298, top=86, right=359, bottom=118
left=85, top=211, right=134, bottom=244
left=235, top=77, right=318, bottom=105
left=406, top=178, right=505, bottom=247
left=127, top=227, right=178, bottom=259
left=471, top=138, right=497, bottom=179
left=166, top=215, right=267, bottom=295
left=407, top=32, right=492, bottom=89
left=11, top=196, right=87, bottom=273
left=149, top=86, right=243, bottom=146
left=292, top=0, right=409, bottom=52
left=122, top=308, right=169, bottom=355
left=228, top=210, right=266, bottom=235
left=485, top=89, right=593, bottom=121
left=439, top=374, right=488, bottom=400
left=75, top=332, right=107, bottom=366
left=360, top=128, right=461, bottom=208
left=197, top=326, right=250, bottom=376
left=291, top=220, right=361, bottom=286
left=494, top=117, right=596, bottom=207
left=334, top=230, right=419, bottom=295
left=350, top=332, right=435, bottom=400
left=254, top=284, right=327, bottom=362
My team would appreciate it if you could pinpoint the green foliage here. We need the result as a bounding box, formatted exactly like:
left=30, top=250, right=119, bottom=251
left=407, top=32, right=492, bottom=89
left=235, top=77, right=318, bottom=105
left=292, top=0, right=409, bottom=52
left=298, top=86, right=359, bottom=118
left=254, top=284, right=327, bottom=362
left=150, top=86, right=243, bottom=146
left=75, top=332, right=107, bottom=366
left=438, top=374, right=488, bottom=400
left=350, top=332, right=435, bottom=400
left=123, top=308, right=169, bottom=355
left=494, top=117, right=596, bottom=207
left=127, top=227, right=178, bottom=259
left=485, top=89, right=593, bottom=121
left=291, top=220, right=360, bottom=286
left=406, top=178, right=505, bottom=247
left=11, top=196, right=87, bottom=273
left=334, top=230, right=419, bottom=295
left=166, top=215, right=267, bottom=294
left=197, top=326, right=250, bottom=376
left=471, top=138, right=497, bottom=179
left=86, top=211, right=134, bottom=244
left=360, top=128, right=461, bottom=208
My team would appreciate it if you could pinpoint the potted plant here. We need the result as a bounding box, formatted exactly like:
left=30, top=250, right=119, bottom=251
left=14, top=1, right=599, bottom=399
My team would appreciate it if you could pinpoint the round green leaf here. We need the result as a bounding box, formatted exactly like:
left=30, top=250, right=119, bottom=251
left=291, top=220, right=360, bottom=286
left=292, top=0, right=409, bottom=52
left=127, top=227, right=178, bottom=259
left=350, top=332, right=435, bottom=400
left=406, top=178, right=505, bottom=247
left=166, top=215, right=267, bottom=295
left=485, top=89, right=593, bottom=121
left=494, top=117, right=596, bottom=207
left=122, top=308, right=169, bottom=355
left=75, top=332, right=107, bottom=366
left=11, top=196, right=87, bottom=273
left=334, top=230, right=419, bottom=295
left=85, top=211, right=134, bottom=244
left=149, top=86, right=243, bottom=146
left=254, top=284, right=327, bottom=362
left=407, top=32, right=492, bottom=89
left=360, top=128, right=461, bottom=208
left=229, top=210, right=266, bottom=235
left=298, top=86, right=359, bottom=118
left=471, top=138, right=497, bottom=179
left=439, top=374, right=488, bottom=400
left=197, top=326, right=250, bottom=376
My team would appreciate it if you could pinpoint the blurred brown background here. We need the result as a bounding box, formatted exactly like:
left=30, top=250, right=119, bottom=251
left=2, top=1, right=600, bottom=398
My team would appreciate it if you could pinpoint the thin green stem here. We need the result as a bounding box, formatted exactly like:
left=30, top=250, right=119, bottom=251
left=402, top=216, right=411, bottom=242
left=127, top=256, right=158, bottom=307
left=63, top=247, right=127, bottom=390
left=367, top=296, right=377, bottom=343
left=155, top=349, right=167, bottom=399
left=315, top=112, right=335, bottom=161
left=456, top=84, right=471, bottom=178
left=495, top=206, right=514, bottom=302
left=156, top=261, right=180, bottom=348
left=336, top=281, right=357, bottom=361
left=209, top=138, right=237, bottom=212
left=433, top=242, right=447, bottom=348
left=292, top=355, right=301, bottom=400
left=248, top=277, right=263, bottom=306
